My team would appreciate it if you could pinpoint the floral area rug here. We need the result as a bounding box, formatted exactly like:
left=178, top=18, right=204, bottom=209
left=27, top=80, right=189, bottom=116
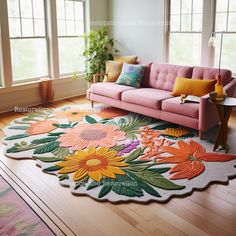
left=2, top=104, right=236, bottom=203
left=0, top=176, right=54, bottom=235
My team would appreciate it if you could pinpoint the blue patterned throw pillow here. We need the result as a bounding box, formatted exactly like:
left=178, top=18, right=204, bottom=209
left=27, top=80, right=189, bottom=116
left=116, top=63, right=145, bottom=88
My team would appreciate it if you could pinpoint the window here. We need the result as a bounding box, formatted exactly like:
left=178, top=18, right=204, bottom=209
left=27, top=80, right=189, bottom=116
left=56, top=0, right=85, bottom=76
left=168, top=0, right=203, bottom=66
left=214, top=0, right=236, bottom=72
left=7, top=0, right=49, bottom=82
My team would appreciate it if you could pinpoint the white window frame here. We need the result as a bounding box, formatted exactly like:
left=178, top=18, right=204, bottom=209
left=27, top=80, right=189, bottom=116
left=56, top=0, right=86, bottom=77
left=8, top=0, right=50, bottom=84
left=0, top=0, right=86, bottom=89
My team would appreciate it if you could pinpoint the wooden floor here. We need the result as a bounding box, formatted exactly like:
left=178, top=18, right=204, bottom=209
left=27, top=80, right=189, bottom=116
left=1, top=95, right=236, bottom=236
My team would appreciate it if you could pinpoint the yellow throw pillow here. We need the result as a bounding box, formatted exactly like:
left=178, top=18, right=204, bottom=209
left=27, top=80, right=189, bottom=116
left=103, top=61, right=123, bottom=82
left=172, top=78, right=216, bottom=97
left=114, top=55, right=138, bottom=64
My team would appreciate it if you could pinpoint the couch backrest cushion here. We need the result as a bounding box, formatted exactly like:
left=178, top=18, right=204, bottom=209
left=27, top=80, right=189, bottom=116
left=192, top=66, right=232, bottom=86
left=149, top=63, right=193, bottom=91
left=137, top=61, right=152, bottom=87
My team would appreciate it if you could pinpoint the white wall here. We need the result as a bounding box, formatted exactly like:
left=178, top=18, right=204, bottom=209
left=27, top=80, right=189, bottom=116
left=108, top=0, right=165, bottom=62
left=88, top=0, right=108, bottom=30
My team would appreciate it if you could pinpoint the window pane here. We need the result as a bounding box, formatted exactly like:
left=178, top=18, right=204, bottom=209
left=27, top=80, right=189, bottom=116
left=170, top=0, right=180, bottom=14
left=9, top=18, right=21, bottom=37
left=214, top=34, right=236, bottom=72
left=21, top=19, right=34, bottom=36
left=229, top=0, right=236, bottom=11
left=169, top=33, right=202, bottom=66
left=182, top=0, right=192, bottom=14
left=20, top=0, right=32, bottom=18
left=58, top=37, right=85, bottom=75
left=33, top=0, right=45, bottom=18
left=193, top=0, right=203, bottom=13
left=170, top=14, right=180, bottom=31
left=75, top=21, right=84, bottom=35
left=192, top=14, right=202, bottom=31
left=75, top=2, right=84, bottom=21
left=56, top=0, right=65, bottom=19
left=57, top=20, right=66, bottom=36
left=215, top=13, right=227, bottom=31
left=66, top=20, right=75, bottom=35
left=181, top=14, right=191, bottom=31
left=65, top=0, right=74, bottom=20
left=11, top=39, right=48, bottom=81
left=216, top=0, right=229, bottom=12
left=228, top=12, right=236, bottom=31
left=34, top=19, right=45, bottom=36
left=7, top=0, right=20, bottom=17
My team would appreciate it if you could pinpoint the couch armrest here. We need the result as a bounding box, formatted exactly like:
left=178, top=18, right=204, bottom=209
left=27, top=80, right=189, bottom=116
left=93, top=73, right=107, bottom=84
left=199, top=94, right=219, bottom=132
left=224, top=77, right=236, bottom=97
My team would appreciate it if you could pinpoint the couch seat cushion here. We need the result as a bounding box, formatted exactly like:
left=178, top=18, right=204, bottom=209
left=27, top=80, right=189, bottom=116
left=122, top=88, right=172, bottom=109
left=162, top=97, right=199, bottom=119
left=90, top=82, right=136, bottom=100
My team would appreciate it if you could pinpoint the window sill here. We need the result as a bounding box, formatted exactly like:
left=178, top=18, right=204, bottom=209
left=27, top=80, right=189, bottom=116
left=0, top=73, right=86, bottom=94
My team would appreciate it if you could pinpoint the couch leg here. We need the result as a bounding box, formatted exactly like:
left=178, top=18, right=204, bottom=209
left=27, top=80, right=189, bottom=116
left=199, top=131, right=204, bottom=140
left=91, top=101, right=94, bottom=108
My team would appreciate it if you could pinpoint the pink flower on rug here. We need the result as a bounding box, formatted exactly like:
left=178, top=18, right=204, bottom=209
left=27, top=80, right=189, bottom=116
left=57, top=123, right=126, bottom=150
left=26, top=120, right=59, bottom=135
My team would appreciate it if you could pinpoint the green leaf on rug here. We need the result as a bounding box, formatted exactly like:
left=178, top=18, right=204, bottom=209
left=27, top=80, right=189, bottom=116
left=52, top=123, right=78, bottom=129
left=59, top=174, right=69, bottom=181
left=127, top=160, right=150, bottom=165
left=160, top=134, right=194, bottom=140
left=119, top=115, right=153, bottom=139
left=148, top=167, right=171, bottom=174
left=48, top=132, right=65, bottom=136
left=85, top=115, right=97, bottom=124
left=52, top=147, right=70, bottom=158
left=5, top=134, right=30, bottom=140
left=31, top=137, right=57, bottom=144
left=136, top=170, right=185, bottom=190
left=33, top=141, right=60, bottom=154
left=34, top=156, right=64, bottom=162
left=110, top=174, right=144, bottom=197
left=125, top=148, right=142, bottom=162
left=118, top=118, right=126, bottom=127
left=74, top=176, right=89, bottom=190
left=98, top=185, right=112, bottom=198
left=110, top=144, right=125, bottom=152
left=43, top=165, right=62, bottom=172
left=87, top=180, right=103, bottom=190
left=6, top=146, right=18, bottom=153
left=9, top=126, right=29, bottom=130
left=151, top=123, right=179, bottom=130
left=127, top=164, right=154, bottom=172
left=6, top=143, right=37, bottom=153
left=99, top=118, right=111, bottom=124
left=126, top=170, right=161, bottom=198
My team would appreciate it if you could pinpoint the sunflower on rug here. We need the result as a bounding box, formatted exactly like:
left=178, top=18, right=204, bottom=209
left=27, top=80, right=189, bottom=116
left=3, top=104, right=236, bottom=203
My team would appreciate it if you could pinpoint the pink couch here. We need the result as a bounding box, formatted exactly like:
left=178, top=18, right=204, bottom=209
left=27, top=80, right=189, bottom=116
left=87, top=63, right=236, bottom=138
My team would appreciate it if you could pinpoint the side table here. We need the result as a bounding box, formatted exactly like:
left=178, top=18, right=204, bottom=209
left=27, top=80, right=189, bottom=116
left=209, top=97, right=236, bottom=153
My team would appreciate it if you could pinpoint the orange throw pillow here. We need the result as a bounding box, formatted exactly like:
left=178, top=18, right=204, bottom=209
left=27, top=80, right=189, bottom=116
left=114, top=55, right=138, bottom=64
left=172, top=78, right=216, bottom=97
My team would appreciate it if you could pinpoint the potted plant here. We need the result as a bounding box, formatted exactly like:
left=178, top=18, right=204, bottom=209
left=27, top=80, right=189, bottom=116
left=83, top=26, right=119, bottom=85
